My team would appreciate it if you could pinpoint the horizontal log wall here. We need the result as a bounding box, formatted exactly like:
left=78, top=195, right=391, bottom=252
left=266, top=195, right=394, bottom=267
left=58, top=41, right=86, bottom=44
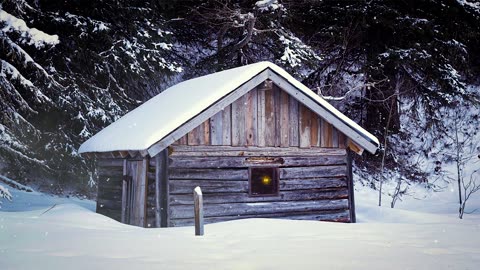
left=172, top=84, right=346, bottom=148
left=167, top=146, right=350, bottom=226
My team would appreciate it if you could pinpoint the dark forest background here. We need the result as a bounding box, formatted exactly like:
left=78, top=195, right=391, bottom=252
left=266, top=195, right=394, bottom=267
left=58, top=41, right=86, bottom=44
left=1, top=0, right=479, bottom=197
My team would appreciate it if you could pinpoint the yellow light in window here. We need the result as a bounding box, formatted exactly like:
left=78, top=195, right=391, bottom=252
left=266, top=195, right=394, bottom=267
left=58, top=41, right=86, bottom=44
left=261, top=175, right=272, bottom=185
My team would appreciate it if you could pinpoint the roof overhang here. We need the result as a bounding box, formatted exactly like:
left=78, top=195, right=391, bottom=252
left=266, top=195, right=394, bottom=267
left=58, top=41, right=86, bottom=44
left=78, top=62, right=379, bottom=157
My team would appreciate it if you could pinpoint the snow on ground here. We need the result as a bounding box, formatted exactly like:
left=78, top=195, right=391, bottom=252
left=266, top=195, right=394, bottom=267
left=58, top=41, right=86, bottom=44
left=0, top=176, right=94, bottom=212
left=1, top=179, right=479, bottom=270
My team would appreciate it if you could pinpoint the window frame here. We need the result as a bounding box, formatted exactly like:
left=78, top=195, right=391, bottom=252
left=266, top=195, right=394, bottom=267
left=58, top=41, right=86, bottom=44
left=248, top=166, right=280, bottom=197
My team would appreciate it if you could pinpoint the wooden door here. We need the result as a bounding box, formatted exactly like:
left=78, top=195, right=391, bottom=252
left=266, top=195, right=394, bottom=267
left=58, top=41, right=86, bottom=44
left=121, top=159, right=148, bottom=227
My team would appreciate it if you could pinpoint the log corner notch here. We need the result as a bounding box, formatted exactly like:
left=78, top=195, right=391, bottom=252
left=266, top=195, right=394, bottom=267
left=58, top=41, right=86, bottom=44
left=347, top=139, right=364, bottom=155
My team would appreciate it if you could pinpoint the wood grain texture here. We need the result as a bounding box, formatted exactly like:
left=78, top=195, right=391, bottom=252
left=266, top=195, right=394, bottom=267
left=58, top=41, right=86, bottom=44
left=169, top=210, right=350, bottom=226
left=280, top=90, right=290, bottom=147
left=130, top=159, right=148, bottom=227
left=153, top=81, right=359, bottom=151
left=321, top=119, right=333, bottom=147
left=280, top=165, right=346, bottom=179
left=231, top=95, right=246, bottom=146
left=222, top=105, right=232, bottom=145
left=170, top=189, right=348, bottom=205
left=209, top=111, right=223, bottom=145
left=257, top=87, right=266, bottom=147
left=170, top=199, right=349, bottom=219
left=187, top=125, right=201, bottom=146
left=169, top=168, right=248, bottom=180
left=170, top=145, right=347, bottom=157
left=147, top=70, right=269, bottom=156
left=332, top=126, right=339, bottom=147
left=288, top=96, right=300, bottom=147
left=299, top=104, right=311, bottom=148
left=121, top=159, right=128, bottom=223
left=194, top=187, right=204, bottom=235
left=169, top=180, right=248, bottom=194
left=338, top=132, right=346, bottom=148
left=178, top=135, right=187, bottom=145
left=264, top=86, right=276, bottom=146
left=274, top=85, right=281, bottom=147
left=202, top=119, right=210, bottom=145
left=155, top=150, right=169, bottom=228
left=168, top=155, right=346, bottom=169
left=245, top=89, right=258, bottom=146
left=310, top=112, right=319, bottom=147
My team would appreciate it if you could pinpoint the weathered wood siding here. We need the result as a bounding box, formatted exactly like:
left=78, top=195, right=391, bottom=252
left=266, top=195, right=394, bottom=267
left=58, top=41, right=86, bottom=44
left=173, top=84, right=346, bottom=148
left=95, top=82, right=358, bottom=227
left=166, top=145, right=351, bottom=226
left=96, top=159, right=124, bottom=222
left=96, top=158, right=155, bottom=227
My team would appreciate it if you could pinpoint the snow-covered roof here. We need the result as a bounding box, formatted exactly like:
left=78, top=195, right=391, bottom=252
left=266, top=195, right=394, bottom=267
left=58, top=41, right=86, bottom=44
left=78, top=61, right=379, bottom=155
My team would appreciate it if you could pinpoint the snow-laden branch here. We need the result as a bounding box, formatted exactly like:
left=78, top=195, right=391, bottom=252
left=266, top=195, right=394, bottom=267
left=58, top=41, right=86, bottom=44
left=0, top=60, right=51, bottom=104
left=0, top=10, right=59, bottom=48
left=316, top=82, right=374, bottom=101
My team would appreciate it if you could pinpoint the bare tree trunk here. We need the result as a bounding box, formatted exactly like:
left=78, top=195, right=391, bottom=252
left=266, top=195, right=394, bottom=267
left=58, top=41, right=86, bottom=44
left=391, top=178, right=402, bottom=208
left=379, top=94, right=396, bottom=207
left=453, top=111, right=463, bottom=218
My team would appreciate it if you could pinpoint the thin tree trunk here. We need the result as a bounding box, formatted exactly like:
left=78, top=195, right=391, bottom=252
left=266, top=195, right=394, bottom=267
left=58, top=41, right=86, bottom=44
left=379, top=97, right=395, bottom=207
left=454, top=112, right=463, bottom=218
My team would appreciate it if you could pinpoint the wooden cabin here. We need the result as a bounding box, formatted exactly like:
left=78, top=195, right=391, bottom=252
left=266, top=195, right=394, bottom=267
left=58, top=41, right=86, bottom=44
left=79, top=62, right=379, bottom=228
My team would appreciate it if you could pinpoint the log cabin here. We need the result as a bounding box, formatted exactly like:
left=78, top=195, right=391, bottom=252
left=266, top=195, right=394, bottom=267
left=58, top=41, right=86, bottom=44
left=78, top=62, right=379, bottom=228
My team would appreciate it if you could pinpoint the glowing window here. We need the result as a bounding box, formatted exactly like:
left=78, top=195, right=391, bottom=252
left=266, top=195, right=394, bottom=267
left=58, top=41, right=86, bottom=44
left=249, top=167, right=279, bottom=196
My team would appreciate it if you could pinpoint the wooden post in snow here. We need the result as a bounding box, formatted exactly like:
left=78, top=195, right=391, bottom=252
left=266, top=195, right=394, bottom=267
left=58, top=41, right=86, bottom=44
left=193, top=186, right=204, bottom=236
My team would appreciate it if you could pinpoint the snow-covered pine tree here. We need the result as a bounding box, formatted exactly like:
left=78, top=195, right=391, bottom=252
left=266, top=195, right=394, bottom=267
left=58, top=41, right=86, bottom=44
left=0, top=0, right=182, bottom=193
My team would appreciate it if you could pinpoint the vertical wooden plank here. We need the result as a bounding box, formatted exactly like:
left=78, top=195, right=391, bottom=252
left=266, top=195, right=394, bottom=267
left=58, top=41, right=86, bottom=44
left=127, top=161, right=137, bottom=225
left=347, top=149, right=355, bottom=223
left=158, top=150, right=169, bottom=227
left=187, top=126, right=200, bottom=146
left=326, top=121, right=333, bottom=147
left=257, top=88, right=266, bottom=147
left=131, top=158, right=148, bottom=227
left=299, top=104, right=311, bottom=148
left=274, top=85, right=281, bottom=147
left=245, top=89, right=258, bottom=146
left=264, top=87, right=275, bottom=146
left=338, top=131, right=346, bottom=148
left=154, top=155, right=161, bottom=227
left=202, top=119, right=210, bottom=145
left=197, top=122, right=205, bottom=145
left=317, top=116, right=322, bottom=147
left=155, top=151, right=169, bottom=228
left=231, top=95, right=246, bottom=146
left=332, top=126, right=339, bottom=148
left=288, top=96, right=299, bottom=147
left=177, top=135, right=187, bottom=145
left=121, top=159, right=128, bottom=224
left=279, top=90, right=290, bottom=147
left=310, top=111, right=319, bottom=147
left=210, top=111, right=223, bottom=145
left=321, top=118, right=333, bottom=147
left=222, top=105, right=232, bottom=145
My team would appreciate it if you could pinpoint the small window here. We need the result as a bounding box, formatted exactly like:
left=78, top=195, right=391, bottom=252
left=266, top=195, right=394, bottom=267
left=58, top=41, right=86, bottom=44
left=249, top=167, right=279, bottom=196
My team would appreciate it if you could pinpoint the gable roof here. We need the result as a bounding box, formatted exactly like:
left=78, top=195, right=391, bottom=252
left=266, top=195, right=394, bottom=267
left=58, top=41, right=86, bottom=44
left=78, top=62, right=379, bottom=156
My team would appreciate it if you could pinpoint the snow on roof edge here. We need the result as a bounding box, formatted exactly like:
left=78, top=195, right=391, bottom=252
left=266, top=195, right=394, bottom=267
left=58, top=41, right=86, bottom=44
left=266, top=66, right=380, bottom=149
left=78, top=61, right=379, bottom=155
